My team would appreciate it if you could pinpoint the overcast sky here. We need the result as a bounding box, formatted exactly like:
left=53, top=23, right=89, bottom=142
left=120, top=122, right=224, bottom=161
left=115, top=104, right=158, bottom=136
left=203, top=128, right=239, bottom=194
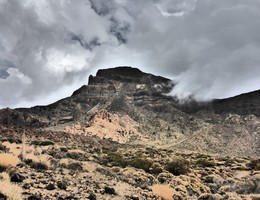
left=0, top=0, right=260, bottom=108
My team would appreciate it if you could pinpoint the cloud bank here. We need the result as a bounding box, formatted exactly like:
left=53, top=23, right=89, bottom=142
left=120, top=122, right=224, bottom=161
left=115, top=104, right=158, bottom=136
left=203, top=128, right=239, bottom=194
left=0, top=0, right=260, bottom=107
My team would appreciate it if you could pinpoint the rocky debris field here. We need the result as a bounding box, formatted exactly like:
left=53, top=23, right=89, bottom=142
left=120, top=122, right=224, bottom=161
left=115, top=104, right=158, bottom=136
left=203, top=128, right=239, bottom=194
left=0, top=126, right=260, bottom=200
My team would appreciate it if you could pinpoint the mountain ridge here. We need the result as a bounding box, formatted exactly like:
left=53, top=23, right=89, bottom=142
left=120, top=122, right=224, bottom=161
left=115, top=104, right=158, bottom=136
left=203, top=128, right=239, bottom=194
left=0, top=66, right=260, bottom=157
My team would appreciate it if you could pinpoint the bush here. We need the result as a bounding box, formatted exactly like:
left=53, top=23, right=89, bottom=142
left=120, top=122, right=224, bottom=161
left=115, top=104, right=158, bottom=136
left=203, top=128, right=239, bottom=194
left=165, top=156, right=190, bottom=176
left=104, top=152, right=127, bottom=167
left=24, top=154, right=51, bottom=170
left=149, top=163, right=163, bottom=174
left=247, top=159, right=260, bottom=170
left=1, top=138, right=22, bottom=144
left=196, top=158, right=215, bottom=168
left=0, top=154, right=20, bottom=172
left=67, top=149, right=85, bottom=160
left=127, top=158, right=153, bottom=173
left=30, top=140, right=54, bottom=146
left=104, top=152, right=158, bottom=173
left=67, top=162, right=83, bottom=171
left=25, top=159, right=48, bottom=170
left=224, top=158, right=235, bottom=167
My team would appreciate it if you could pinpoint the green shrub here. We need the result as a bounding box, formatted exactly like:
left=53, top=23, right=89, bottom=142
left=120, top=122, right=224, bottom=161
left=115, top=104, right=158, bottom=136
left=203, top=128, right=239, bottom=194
left=104, top=153, right=157, bottom=173
left=104, top=152, right=127, bottom=167
left=195, top=158, right=215, bottom=167
left=149, top=162, right=163, bottom=174
left=224, top=158, right=235, bottom=166
left=247, top=159, right=260, bottom=170
left=1, top=138, right=22, bottom=144
left=30, top=140, right=54, bottom=146
left=127, top=158, right=153, bottom=173
left=165, top=156, right=190, bottom=176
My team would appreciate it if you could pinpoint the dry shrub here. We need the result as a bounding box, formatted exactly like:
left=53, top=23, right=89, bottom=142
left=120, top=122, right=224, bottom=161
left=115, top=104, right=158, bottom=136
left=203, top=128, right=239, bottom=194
left=59, top=159, right=84, bottom=171
left=24, top=153, right=51, bottom=170
left=67, top=149, right=85, bottom=159
left=152, top=184, right=174, bottom=200
left=82, top=161, right=97, bottom=172
left=0, top=172, right=23, bottom=200
left=2, top=141, right=22, bottom=157
left=165, top=156, right=190, bottom=175
left=0, top=153, right=20, bottom=172
left=59, top=158, right=71, bottom=168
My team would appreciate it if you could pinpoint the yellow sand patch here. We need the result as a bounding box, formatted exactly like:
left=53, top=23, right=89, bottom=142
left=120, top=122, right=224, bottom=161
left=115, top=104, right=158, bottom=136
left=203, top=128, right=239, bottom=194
left=0, top=153, right=20, bottom=170
left=151, top=184, right=174, bottom=200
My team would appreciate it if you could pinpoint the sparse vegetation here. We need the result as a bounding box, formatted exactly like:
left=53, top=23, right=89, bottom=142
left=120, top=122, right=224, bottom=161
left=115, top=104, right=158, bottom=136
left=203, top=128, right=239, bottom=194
left=30, top=140, right=55, bottom=146
left=24, top=154, right=51, bottom=170
left=1, top=137, right=22, bottom=144
left=127, top=158, right=153, bottom=173
left=104, top=152, right=127, bottom=167
left=223, top=158, right=235, bottom=166
left=150, top=162, right=163, bottom=174
left=165, top=156, right=190, bottom=176
left=104, top=152, right=157, bottom=173
left=67, top=149, right=85, bottom=160
left=247, top=159, right=260, bottom=170
left=25, top=158, right=49, bottom=170
left=195, top=158, right=215, bottom=167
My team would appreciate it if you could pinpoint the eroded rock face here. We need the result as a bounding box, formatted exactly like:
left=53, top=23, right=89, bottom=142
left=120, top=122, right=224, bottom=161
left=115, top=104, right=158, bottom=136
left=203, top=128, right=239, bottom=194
left=0, top=108, right=47, bottom=127
left=0, top=66, right=260, bottom=157
left=1, top=67, right=174, bottom=127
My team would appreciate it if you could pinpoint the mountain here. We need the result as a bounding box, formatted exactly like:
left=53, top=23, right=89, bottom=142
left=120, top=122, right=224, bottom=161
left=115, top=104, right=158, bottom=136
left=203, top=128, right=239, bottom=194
left=212, top=90, right=260, bottom=117
left=1, top=66, right=259, bottom=157
left=0, top=66, right=260, bottom=199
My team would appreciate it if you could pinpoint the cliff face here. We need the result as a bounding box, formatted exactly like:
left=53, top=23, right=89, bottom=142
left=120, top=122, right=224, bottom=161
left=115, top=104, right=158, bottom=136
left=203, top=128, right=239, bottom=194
left=0, top=66, right=260, bottom=157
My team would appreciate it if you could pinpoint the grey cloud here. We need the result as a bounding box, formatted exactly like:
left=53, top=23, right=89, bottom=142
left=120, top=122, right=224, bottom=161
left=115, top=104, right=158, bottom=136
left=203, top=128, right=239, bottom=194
left=0, top=69, right=9, bottom=79
left=89, top=0, right=114, bottom=16
left=91, top=0, right=260, bottom=100
left=0, top=0, right=118, bottom=107
left=1, top=0, right=260, bottom=108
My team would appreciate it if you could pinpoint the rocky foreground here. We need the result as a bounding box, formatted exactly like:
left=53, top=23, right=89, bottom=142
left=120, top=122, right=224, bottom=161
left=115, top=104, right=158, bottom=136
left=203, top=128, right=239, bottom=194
left=0, top=67, right=260, bottom=199
left=0, top=125, right=260, bottom=200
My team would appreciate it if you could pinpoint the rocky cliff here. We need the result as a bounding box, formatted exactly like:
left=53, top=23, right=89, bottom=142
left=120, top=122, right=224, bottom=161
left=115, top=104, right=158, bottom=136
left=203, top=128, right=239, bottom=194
left=0, top=66, right=260, bottom=157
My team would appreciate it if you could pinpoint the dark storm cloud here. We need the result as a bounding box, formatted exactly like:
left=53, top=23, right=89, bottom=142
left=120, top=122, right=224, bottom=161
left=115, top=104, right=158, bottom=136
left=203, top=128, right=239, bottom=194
left=0, top=69, right=9, bottom=79
left=0, top=0, right=260, bottom=107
